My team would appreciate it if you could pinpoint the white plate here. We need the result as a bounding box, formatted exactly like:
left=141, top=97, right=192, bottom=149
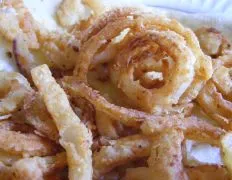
left=104, top=0, right=232, bottom=14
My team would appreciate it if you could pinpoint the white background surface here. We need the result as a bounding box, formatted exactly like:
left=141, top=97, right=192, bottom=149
left=104, top=0, right=232, bottom=14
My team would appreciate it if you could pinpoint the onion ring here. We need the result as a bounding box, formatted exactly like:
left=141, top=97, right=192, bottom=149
left=197, top=65, right=232, bottom=130
left=61, top=77, right=192, bottom=127
left=109, top=30, right=196, bottom=112
left=0, top=71, right=32, bottom=115
left=73, top=8, right=212, bottom=113
left=62, top=77, right=220, bottom=145
left=195, top=27, right=231, bottom=58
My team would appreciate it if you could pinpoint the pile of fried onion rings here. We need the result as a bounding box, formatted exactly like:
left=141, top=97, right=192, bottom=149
left=0, top=2, right=232, bottom=179
left=73, top=8, right=213, bottom=114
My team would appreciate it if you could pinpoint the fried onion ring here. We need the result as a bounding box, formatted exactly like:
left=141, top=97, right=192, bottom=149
left=73, top=8, right=212, bottom=113
left=195, top=27, right=231, bottom=58
left=0, top=71, right=32, bottom=115
left=109, top=30, right=196, bottom=112
left=61, top=77, right=192, bottom=127
left=197, top=65, right=232, bottom=130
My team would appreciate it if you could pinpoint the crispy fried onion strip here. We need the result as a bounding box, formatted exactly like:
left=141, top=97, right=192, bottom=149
left=0, top=128, right=59, bottom=157
left=0, top=71, right=32, bottom=115
left=197, top=65, right=232, bottom=130
left=13, top=92, right=59, bottom=142
left=62, top=77, right=159, bottom=127
left=147, top=129, right=187, bottom=180
left=0, top=152, right=66, bottom=180
left=0, top=0, right=40, bottom=49
left=1, top=0, right=81, bottom=71
left=141, top=116, right=224, bottom=146
left=93, top=134, right=152, bottom=178
left=12, top=36, right=39, bottom=82
left=31, top=65, right=92, bottom=180
left=98, top=130, right=187, bottom=180
left=39, top=32, right=81, bottom=70
left=62, top=77, right=224, bottom=144
left=74, top=8, right=212, bottom=113
left=94, top=125, right=224, bottom=179
left=61, top=77, right=191, bottom=127
left=13, top=33, right=79, bottom=81
left=95, top=111, right=119, bottom=138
